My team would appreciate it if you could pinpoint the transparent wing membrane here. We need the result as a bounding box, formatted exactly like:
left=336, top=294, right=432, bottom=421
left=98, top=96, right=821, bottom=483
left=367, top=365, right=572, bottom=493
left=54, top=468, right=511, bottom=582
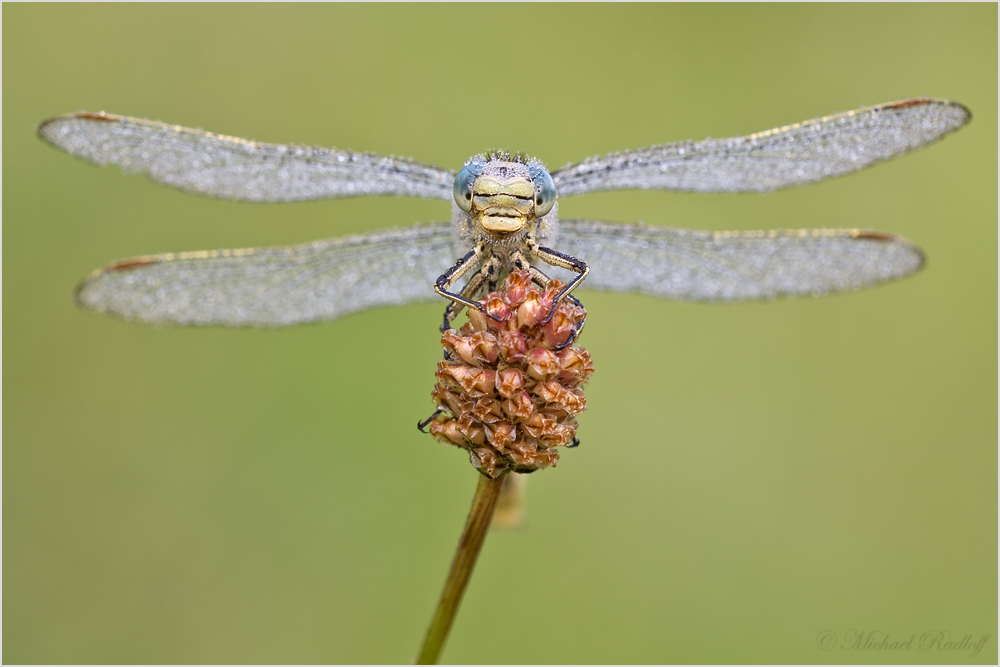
left=552, top=99, right=970, bottom=196
left=38, top=113, right=455, bottom=202
left=556, top=219, right=923, bottom=301
left=76, top=224, right=456, bottom=326
left=48, top=99, right=967, bottom=324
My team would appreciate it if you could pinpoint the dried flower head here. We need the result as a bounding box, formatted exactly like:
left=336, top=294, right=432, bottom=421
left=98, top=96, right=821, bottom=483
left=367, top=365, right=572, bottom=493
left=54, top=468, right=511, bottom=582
left=426, top=271, right=594, bottom=478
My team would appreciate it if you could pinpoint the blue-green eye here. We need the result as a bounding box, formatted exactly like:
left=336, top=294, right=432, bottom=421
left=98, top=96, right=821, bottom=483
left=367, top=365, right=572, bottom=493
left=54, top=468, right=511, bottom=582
left=453, top=163, right=480, bottom=212
left=532, top=168, right=556, bottom=217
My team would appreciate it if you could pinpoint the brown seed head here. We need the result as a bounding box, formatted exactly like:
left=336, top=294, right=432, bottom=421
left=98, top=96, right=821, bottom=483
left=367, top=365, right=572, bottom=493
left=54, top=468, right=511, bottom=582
left=428, top=271, right=593, bottom=478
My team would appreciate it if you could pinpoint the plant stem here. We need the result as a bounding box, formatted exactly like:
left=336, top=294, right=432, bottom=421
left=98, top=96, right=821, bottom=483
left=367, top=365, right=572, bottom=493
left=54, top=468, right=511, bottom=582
left=416, top=472, right=506, bottom=664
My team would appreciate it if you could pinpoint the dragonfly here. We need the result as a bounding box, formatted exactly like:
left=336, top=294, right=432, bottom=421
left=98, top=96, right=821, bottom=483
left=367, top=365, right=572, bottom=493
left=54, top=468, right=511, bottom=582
left=38, top=98, right=970, bottom=331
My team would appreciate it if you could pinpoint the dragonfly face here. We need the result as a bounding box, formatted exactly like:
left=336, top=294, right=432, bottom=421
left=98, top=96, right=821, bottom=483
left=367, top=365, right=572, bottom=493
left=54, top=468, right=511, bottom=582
left=438, top=152, right=583, bottom=333
left=36, top=98, right=970, bottom=330
left=454, top=154, right=557, bottom=235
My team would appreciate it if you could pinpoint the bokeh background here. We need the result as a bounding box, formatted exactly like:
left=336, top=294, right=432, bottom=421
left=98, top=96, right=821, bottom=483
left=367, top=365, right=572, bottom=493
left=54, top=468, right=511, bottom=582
left=4, top=4, right=996, bottom=664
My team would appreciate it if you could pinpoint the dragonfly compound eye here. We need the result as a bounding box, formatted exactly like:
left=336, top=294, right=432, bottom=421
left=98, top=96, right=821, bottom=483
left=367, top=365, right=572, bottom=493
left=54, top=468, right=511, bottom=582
left=453, top=163, right=480, bottom=212
left=531, top=167, right=556, bottom=217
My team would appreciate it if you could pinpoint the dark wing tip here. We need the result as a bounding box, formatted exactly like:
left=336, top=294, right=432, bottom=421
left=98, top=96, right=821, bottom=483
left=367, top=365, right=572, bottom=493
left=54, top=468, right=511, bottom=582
left=886, top=97, right=972, bottom=127
left=37, top=111, right=121, bottom=144
left=104, top=256, right=160, bottom=272
left=851, top=230, right=897, bottom=242
left=74, top=111, right=118, bottom=123
left=73, top=255, right=161, bottom=312
left=941, top=99, right=973, bottom=126
left=851, top=229, right=926, bottom=274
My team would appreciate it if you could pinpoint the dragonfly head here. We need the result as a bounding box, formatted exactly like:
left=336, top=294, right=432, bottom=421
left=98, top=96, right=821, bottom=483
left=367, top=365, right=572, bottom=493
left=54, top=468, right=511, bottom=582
left=454, top=152, right=556, bottom=234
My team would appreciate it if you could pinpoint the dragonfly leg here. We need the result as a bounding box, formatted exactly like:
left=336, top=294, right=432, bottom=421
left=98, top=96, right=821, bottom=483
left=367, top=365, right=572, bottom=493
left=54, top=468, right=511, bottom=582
left=435, top=242, right=486, bottom=318
left=521, top=263, right=585, bottom=310
left=440, top=267, right=485, bottom=332
left=417, top=407, right=446, bottom=433
left=437, top=245, right=504, bottom=333
left=530, top=243, right=590, bottom=318
left=513, top=251, right=587, bottom=350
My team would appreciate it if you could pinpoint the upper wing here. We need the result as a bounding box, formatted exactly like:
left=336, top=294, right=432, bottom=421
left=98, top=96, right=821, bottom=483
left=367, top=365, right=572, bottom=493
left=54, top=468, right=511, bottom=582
left=552, top=98, right=970, bottom=196
left=555, top=219, right=923, bottom=301
left=38, top=112, right=455, bottom=202
left=75, top=223, right=457, bottom=326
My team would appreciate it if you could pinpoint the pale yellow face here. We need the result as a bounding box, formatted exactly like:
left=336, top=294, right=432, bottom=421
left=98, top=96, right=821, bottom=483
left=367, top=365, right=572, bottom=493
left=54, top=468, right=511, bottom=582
left=473, top=170, right=536, bottom=232
left=453, top=156, right=557, bottom=234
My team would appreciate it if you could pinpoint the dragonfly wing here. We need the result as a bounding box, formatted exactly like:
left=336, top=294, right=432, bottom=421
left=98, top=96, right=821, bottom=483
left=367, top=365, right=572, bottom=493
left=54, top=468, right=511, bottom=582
left=76, top=223, right=457, bottom=326
left=555, top=219, right=923, bottom=301
left=552, top=98, right=970, bottom=196
left=38, top=112, right=455, bottom=202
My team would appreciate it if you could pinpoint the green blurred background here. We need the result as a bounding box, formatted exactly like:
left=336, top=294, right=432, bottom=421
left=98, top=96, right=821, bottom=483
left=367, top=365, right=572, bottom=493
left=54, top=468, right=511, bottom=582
left=4, top=4, right=996, bottom=664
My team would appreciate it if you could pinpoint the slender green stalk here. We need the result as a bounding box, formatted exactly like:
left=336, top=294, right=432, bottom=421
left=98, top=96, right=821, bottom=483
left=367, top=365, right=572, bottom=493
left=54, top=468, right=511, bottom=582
left=416, top=472, right=506, bottom=664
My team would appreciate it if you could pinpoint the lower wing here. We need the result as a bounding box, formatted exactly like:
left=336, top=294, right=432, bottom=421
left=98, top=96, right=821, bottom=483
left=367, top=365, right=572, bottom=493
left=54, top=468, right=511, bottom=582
left=556, top=219, right=924, bottom=301
left=75, top=223, right=457, bottom=326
